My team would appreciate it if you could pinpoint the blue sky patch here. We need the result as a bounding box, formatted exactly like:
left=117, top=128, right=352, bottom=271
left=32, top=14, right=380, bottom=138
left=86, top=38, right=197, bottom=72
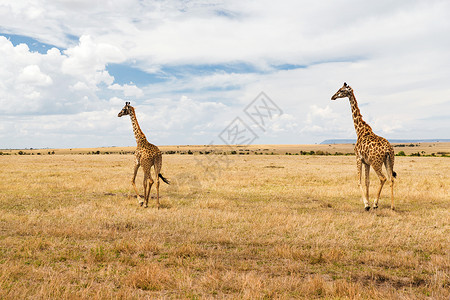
left=274, top=64, right=307, bottom=71
left=106, top=63, right=170, bottom=85
left=1, top=33, right=62, bottom=54
left=107, top=62, right=261, bottom=86
left=161, top=62, right=260, bottom=76
left=107, top=61, right=309, bottom=87
left=214, top=9, right=240, bottom=19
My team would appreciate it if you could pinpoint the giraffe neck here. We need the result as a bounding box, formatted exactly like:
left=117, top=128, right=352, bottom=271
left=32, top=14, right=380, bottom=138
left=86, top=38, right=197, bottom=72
left=348, top=91, right=372, bottom=137
left=129, top=107, right=148, bottom=146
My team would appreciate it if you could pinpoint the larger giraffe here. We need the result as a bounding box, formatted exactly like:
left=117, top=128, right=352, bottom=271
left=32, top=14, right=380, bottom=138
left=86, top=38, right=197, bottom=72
left=331, top=83, right=396, bottom=210
left=118, top=102, right=169, bottom=208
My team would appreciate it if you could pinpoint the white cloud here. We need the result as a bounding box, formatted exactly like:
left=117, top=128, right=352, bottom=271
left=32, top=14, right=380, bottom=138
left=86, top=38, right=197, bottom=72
left=114, top=95, right=231, bottom=146
left=109, top=96, right=126, bottom=106
left=62, top=35, right=124, bottom=86
left=70, top=81, right=89, bottom=91
left=0, top=34, right=127, bottom=116
left=305, top=105, right=336, bottom=125
left=141, top=95, right=228, bottom=131
left=17, top=65, right=52, bottom=86
left=109, top=83, right=144, bottom=98
left=24, top=91, right=41, bottom=100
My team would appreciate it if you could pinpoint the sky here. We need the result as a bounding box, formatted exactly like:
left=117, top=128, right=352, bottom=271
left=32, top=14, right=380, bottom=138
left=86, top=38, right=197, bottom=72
left=0, top=0, right=449, bottom=149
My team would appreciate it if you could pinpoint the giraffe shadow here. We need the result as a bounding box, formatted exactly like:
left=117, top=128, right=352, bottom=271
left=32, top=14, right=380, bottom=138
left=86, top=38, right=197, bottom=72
left=371, top=206, right=408, bottom=215
left=107, top=193, right=172, bottom=209
left=157, top=203, right=172, bottom=209
left=124, top=194, right=166, bottom=199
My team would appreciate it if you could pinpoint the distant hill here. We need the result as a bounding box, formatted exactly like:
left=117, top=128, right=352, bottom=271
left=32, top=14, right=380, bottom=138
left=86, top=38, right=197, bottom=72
left=321, top=139, right=450, bottom=144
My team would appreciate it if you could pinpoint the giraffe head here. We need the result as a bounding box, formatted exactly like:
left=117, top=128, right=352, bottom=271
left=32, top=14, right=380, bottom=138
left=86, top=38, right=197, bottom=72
left=118, top=102, right=132, bottom=117
left=331, top=82, right=353, bottom=100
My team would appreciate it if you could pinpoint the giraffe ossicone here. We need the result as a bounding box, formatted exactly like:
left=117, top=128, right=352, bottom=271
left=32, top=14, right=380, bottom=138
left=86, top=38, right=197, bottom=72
left=118, top=102, right=170, bottom=209
left=331, top=83, right=396, bottom=210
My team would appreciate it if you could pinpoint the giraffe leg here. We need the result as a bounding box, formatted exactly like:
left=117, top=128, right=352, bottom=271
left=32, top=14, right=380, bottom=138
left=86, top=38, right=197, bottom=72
left=384, top=155, right=395, bottom=210
left=357, top=158, right=370, bottom=210
left=131, top=162, right=143, bottom=205
left=364, top=163, right=371, bottom=209
left=144, top=175, right=153, bottom=208
left=142, top=174, right=147, bottom=207
left=155, top=177, right=160, bottom=209
left=154, top=155, right=162, bottom=209
left=385, top=165, right=395, bottom=210
left=390, top=178, right=394, bottom=210
left=373, top=165, right=386, bottom=209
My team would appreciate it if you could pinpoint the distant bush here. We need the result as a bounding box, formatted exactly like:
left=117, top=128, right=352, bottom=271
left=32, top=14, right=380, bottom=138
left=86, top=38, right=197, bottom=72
left=316, top=150, right=330, bottom=156
left=397, top=151, right=406, bottom=156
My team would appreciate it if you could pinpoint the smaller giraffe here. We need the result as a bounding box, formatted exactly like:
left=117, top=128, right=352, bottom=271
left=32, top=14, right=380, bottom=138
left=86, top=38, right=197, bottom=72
left=332, top=83, right=396, bottom=210
left=118, top=102, right=169, bottom=208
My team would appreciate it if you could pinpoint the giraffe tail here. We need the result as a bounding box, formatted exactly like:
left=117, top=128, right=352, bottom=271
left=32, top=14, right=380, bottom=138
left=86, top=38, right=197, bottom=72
left=159, top=173, right=170, bottom=184
left=386, top=152, right=397, bottom=178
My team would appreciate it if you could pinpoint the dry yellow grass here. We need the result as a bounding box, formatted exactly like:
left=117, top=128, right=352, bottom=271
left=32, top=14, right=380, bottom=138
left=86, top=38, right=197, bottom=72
left=0, top=152, right=449, bottom=299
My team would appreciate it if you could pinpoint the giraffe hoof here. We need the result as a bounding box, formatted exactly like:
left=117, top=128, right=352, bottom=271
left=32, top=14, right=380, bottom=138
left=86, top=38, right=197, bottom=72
left=373, top=206, right=378, bottom=209
left=365, top=206, right=370, bottom=211
left=139, top=202, right=144, bottom=207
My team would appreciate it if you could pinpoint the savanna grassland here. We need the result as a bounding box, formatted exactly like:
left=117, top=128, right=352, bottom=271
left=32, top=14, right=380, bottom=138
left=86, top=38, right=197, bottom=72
left=0, top=149, right=449, bottom=299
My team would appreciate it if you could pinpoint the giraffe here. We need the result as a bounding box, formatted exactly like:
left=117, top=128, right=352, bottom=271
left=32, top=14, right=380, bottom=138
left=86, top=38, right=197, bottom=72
left=118, top=102, right=170, bottom=208
left=331, top=83, right=396, bottom=210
